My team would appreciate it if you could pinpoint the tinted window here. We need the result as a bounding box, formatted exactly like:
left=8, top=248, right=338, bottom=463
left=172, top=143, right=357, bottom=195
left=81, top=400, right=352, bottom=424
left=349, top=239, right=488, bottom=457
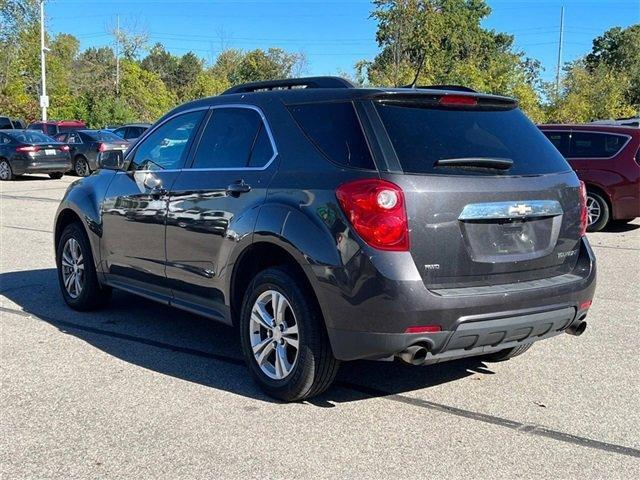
left=543, top=131, right=571, bottom=157
left=376, top=103, right=570, bottom=175
left=5, top=130, right=55, bottom=143
left=289, top=102, right=374, bottom=169
left=67, top=133, right=82, bottom=144
left=248, top=125, right=274, bottom=167
left=54, top=134, right=67, bottom=142
left=569, top=132, right=627, bottom=158
left=113, top=127, right=126, bottom=138
left=132, top=110, right=204, bottom=170
left=128, top=126, right=147, bottom=138
left=84, top=130, right=123, bottom=142
left=27, top=123, right=41, bottom=130
left=46, top=124, right=57, bottom=136
left=192, top=108, right=265, bottom=169
left=0, top=117, right=12, bottom=129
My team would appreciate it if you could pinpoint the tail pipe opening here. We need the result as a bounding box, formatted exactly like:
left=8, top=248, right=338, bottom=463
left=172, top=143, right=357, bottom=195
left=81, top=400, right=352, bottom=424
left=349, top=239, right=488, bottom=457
left=565, top=316, right=587, bottom=336
left=398, top=345, right=429, bottom=365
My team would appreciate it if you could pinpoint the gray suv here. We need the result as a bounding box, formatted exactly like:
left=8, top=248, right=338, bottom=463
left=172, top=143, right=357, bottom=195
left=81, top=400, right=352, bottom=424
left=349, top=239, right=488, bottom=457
left=54, top=77, right=596, bottom=401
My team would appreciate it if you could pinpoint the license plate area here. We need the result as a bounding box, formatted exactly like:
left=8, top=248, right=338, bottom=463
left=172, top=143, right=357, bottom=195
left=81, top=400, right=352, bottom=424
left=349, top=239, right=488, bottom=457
left=45, top=149, right=56, bottom=156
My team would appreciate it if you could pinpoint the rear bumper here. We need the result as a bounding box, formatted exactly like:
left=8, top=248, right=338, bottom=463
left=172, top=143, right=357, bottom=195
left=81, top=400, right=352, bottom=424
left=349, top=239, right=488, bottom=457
left=319, top=237, right=596, bottom=361
left=16, top=160, right=71, bottom=174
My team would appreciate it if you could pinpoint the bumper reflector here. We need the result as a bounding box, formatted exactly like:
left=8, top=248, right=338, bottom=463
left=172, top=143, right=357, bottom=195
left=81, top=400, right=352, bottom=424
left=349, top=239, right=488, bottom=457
left=405, top=325, right=442, bottom=334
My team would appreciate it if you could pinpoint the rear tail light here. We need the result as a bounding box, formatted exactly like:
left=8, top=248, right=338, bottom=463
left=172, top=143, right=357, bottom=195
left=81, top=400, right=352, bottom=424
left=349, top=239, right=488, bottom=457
left=439, top=95, right=478, bottom=106
left=578, top=181, right=588, bottom=236
left=16, top=145, right=39, bottom=153
left=336, top=179, right=409, bottom=251
left=97, top=143, right=106, bottom=152
left=59, top=145, right=70, bottom=152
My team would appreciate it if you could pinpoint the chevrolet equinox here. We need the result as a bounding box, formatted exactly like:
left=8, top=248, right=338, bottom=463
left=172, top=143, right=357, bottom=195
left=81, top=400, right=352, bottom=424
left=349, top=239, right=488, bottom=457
left=54, top=77, right=596, bottom=401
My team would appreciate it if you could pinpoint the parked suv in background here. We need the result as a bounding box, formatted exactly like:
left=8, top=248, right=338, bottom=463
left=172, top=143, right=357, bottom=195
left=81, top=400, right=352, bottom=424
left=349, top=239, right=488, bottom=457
left=54, top=77, right=596, bottom=401
left=539, top=124, right=639, bottom=231
left=28, top=120, right=86, bottom=136
left=112, top=123, right=151, bottom=143
left=54, top=129, right=129, bottom=176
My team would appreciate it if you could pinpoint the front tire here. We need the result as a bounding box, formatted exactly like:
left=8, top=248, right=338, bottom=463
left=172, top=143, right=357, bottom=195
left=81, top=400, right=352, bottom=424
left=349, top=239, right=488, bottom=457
left=239, top=267, right=339, bottom=401
left=0, top=159, right=13, bottom=180
left=56, top=222, right=111, bottom=310
left=586, top=191, right=610, bottom=232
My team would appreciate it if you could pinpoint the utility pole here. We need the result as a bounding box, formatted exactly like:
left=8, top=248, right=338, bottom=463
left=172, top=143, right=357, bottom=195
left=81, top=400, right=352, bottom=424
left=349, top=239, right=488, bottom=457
left=39, top=0, right=48, bottom=121
left=555, top=6, right=565, bottom=95
left=115, top=14, right=120, bottom=95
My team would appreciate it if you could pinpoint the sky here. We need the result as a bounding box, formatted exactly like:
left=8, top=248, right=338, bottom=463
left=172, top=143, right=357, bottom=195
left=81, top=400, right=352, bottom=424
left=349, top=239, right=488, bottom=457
left=46, top=0, right=640, bottom=82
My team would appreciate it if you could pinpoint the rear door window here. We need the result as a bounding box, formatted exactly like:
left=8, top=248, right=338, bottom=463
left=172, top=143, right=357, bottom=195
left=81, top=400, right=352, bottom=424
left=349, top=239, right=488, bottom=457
left=569, top=132, right=628, bottom=158
left=375, top=102, right=570, bottom=175
left=288, top=102, right=375, bottom=170
left=192, top=107, right=273, bottom=169
left=46, top=124, right=58, bottom=136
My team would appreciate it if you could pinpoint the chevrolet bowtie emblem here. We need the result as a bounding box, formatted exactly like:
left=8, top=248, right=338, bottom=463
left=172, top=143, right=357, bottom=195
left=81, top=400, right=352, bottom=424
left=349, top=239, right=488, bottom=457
left=508, top=204, right=533, bottom=216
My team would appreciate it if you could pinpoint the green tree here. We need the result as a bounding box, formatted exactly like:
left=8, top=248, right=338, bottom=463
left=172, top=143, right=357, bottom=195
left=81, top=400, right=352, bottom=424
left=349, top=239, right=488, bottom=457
left=358, top=0, right=545, bottom=120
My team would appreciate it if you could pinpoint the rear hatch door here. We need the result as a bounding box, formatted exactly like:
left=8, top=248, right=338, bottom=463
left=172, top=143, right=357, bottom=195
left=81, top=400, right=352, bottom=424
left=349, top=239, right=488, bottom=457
left=371, top=93, right=583, bottom=288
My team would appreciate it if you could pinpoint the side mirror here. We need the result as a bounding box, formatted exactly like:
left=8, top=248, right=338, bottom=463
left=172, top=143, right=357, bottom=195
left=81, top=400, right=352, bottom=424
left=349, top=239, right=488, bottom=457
left=98, top=150, right=125, bottom=170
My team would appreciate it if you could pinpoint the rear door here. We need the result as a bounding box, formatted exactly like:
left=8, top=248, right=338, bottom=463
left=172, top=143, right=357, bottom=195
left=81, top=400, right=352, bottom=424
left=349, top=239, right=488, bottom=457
left=101, top=109, right=206, bottom=297
left=367, top=96, right=583, bottom=289
left=165, top=105, right=277, bottom=320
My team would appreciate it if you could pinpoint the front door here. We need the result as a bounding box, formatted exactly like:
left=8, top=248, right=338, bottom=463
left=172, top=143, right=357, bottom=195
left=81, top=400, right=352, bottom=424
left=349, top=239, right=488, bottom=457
left=165, top=105, right=278, bottom=321
left=101, top=109, right=206, bottom=298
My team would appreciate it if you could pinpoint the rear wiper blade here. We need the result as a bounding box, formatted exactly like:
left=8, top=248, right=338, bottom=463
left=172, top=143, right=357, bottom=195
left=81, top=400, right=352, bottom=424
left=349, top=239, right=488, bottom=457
left=434, top=157, right=513, bottom=170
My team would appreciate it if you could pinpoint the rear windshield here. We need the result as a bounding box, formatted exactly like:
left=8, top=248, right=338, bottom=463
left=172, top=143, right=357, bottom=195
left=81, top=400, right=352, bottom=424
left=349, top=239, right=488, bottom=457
left=6, top=131, right=56, bottom=143
left=84, top=130, right=123, bottom=142
left=375, top=102, right=570, bottom=175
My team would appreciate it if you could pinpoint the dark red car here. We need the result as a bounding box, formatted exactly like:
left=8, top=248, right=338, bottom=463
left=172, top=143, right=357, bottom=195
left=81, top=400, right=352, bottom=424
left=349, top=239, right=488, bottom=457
left=27, top=120, right=86, bottom=137
left=539, top=124, right=640, bottom=231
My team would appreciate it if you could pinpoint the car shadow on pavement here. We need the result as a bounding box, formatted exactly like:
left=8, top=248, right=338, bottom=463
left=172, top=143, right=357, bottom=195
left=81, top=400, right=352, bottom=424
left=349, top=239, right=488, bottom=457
left=602, top=222, right=640, bottom=233
left=0, top=268, right=492, bottom=405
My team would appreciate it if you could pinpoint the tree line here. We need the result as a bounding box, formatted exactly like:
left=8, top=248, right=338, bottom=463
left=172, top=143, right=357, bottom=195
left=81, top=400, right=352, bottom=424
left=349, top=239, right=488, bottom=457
left=1, top=0, right=638, bottom=127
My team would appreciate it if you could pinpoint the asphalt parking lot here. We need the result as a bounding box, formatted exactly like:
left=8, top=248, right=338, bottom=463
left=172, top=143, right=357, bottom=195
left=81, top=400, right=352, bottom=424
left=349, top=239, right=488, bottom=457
left=1, top=174, right=639, bottom=479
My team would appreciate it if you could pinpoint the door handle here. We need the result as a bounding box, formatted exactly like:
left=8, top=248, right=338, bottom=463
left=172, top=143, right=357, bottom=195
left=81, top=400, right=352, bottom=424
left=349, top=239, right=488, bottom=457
left=226, top=180, right=251, bottom=197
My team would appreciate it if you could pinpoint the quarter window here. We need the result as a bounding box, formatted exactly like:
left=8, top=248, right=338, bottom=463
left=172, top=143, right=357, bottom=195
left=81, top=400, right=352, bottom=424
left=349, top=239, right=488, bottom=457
left=288, top=102, right=375, bottom=170
left=543, top=132, right=570, bottom=157
left=131, top=110, right=204, bottom=171
left=569, top=132, right=627, bottom=158
left=192, top=107, right=273, bottom=169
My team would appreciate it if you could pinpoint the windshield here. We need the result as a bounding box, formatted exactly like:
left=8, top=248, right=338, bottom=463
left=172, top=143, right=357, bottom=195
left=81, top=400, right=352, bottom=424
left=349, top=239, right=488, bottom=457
left=85, top=130, right=124, bottom=142
left=6, top=131, right=57, bottom=143
left=375, top=102, right=570, bottom=175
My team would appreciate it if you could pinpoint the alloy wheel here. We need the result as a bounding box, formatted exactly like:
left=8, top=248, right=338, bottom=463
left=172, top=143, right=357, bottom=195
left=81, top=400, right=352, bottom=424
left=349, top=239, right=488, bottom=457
left=249, top=290, right=300, bottom=380
left=586, top=194, right=601, bottom=226
left=0, top=161, right=10, bottom=180
left=75, top=158, right=88, bottom=177
left=61, top=237, right=85, bottom=299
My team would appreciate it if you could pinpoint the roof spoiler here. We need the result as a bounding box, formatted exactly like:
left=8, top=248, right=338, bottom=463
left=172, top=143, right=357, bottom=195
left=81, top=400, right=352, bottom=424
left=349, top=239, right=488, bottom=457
left=401, top=84, right=478, bottom=93
left=222, top=76, right=355, bottom=95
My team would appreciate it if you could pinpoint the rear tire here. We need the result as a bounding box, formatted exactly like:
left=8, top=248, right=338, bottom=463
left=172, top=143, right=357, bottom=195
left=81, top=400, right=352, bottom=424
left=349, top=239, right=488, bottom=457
left=74, top=156, right=90, bottom=177
left=482, top=343, right=532, bottom=362
left=0, top=159, right=13, bottom=180
left=586, top=191, right=609, bottom=232
left=56, top=222, right=111, bottom=310
left=49, top=172, right=64, bottom=179
left=239, top=267, right=339, bottom=402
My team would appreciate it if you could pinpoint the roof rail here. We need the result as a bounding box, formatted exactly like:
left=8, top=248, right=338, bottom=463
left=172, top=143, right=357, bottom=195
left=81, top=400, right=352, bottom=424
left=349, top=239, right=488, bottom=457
left=402, top=84, right=477, bottom=93
left=222, top=76, right=355, bottom=95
